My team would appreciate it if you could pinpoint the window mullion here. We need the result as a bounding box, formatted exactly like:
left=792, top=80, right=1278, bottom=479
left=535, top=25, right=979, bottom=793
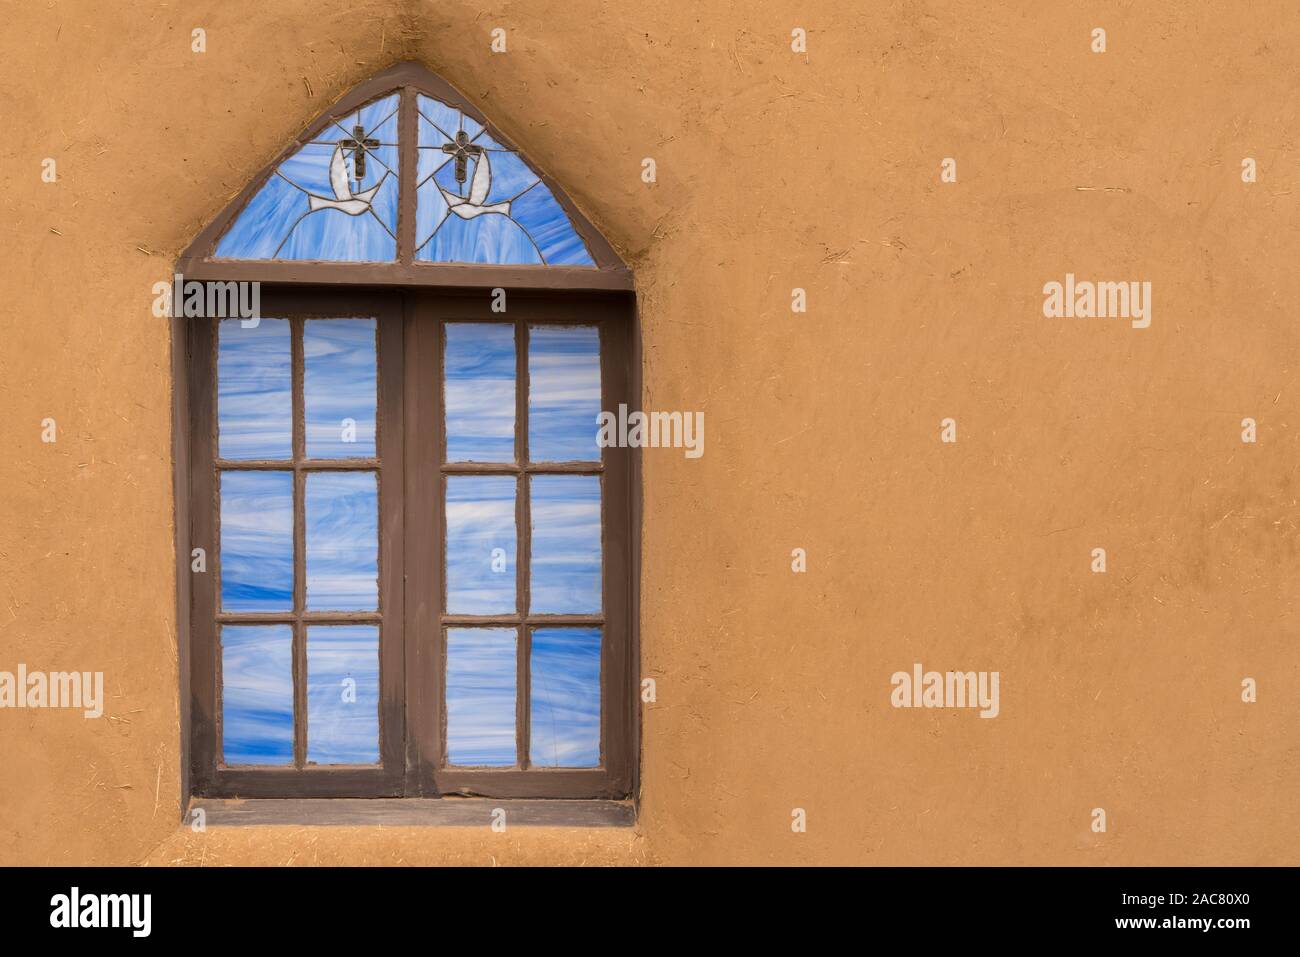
left=405, top=303, right=444, bottom=794
left=291, top=317, right=307, bottom=770
left=516, top=318, right=532, bottom=769
left=396, top=87, right=418, bottom=264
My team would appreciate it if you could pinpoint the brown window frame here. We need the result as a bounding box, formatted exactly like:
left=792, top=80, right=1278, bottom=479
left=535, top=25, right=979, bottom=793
left=172, top=63, right=638, bottom=809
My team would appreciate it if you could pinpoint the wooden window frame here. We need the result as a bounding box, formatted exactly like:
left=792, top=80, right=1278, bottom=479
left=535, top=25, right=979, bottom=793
left=185, top=289, right=636, bottom=802
left=172, top=63, right=639, bottom=813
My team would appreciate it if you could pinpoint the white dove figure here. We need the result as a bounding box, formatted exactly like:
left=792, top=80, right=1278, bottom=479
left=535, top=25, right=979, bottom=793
left=438, top=149, right=512, bottom=219
left=307, top=145, right=382, bottom=215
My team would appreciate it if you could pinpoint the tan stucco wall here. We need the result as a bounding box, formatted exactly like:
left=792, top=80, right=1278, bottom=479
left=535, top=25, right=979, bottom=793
left=2, top=0, right=1297, bottom=866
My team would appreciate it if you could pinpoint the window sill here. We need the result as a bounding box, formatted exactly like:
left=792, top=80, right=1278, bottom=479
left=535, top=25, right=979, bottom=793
left=189, top=797, right=636, bottom=828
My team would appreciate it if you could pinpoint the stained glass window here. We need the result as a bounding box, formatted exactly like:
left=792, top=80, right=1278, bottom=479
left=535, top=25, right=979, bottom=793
left=210, top=88, right=597, bottom=267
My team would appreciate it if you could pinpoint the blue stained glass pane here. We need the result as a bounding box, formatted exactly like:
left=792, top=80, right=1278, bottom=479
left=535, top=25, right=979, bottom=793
left=414, top=93, right=594, bottom=266
left=215, top=94, right=400, bottom=262
left=445, top=476, right=516, bottom=614
left=270, top=191, right=396, bottom=261
left=445, top=323, right=515, bottom=462
left=529, top=475, right=601, bottom=614
left=218, top=318, right=292, bottom=460
left=214, top=176, right=303, bottom=260
left=530, top=627, right=601, bottom=768
left=213, top=89, right=598, bottom=267
left=415, top=171, right=450, bottom=254
left=304, top=318, right=377, bottom=458
left=307, top=625, right=380, bottom=765
left=512, top=185, right=596, bottom=266
left=417, top=128, right=453, bottom=185
left=418, top=97, right=483, bottom=144
left=418, top=206, right=543, bottom=264
left=528, top=325, right=601, bottom=462
left=222, top=625, right=294, bottom=765
left=305, top=472, right=379, bottom=611
left=220, top=471, right=294, bottom=612
left=445, top=628, right=517, bottom=766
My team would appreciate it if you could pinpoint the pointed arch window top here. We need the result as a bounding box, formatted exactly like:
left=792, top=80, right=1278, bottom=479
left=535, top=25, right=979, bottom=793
left=186, top=64, right=626, bottom=289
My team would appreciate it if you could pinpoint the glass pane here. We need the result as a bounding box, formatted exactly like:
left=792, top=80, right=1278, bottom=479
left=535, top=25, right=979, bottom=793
left=444, top=323, right=515, bottom=462
left=445, top=475, right=516, bottom=614
left=304, top=318, right=377, bottom=458
left=221, top=625, right=294, bottom=765
left=306, top=472, right=378, bottom=611
left=215, top=94, right=400, bottom=261
left=528, top=325, right=601, bottom=462
left=530, top=627, right=601, bottom=768
left=529, top=475, right=601, bottom=614
left=414, top=94, right=595, bottom=266
left=307, top=625, right=380, bottom=765
left=217, top=318, right=292, bottom=460
left=445, top=628, right=517, bottom=766
left=220, top=471, right=294, bottom=612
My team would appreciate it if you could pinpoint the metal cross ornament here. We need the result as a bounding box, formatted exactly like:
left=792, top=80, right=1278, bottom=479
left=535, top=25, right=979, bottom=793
left=338, top=124, right=380, bottom=180
left=441, top=130, right=485, bottom=186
